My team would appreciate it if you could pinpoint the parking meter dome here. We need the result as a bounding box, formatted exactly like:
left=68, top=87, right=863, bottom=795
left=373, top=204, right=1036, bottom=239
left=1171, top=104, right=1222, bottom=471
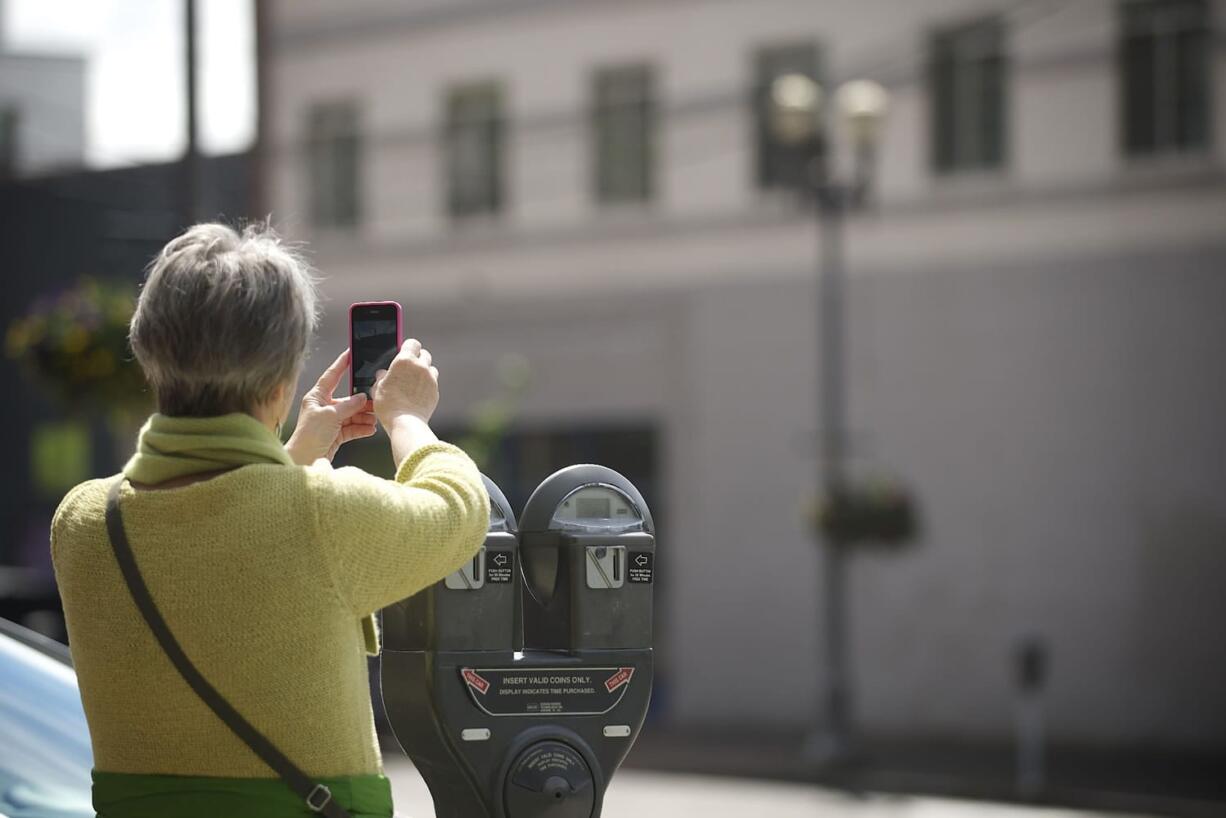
left=518, top=465, right=653, bottom=607
left=483, top=474, right=516, bottom=532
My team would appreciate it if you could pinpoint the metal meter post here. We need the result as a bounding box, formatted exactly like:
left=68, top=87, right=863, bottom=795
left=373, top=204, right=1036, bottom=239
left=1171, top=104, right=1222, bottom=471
left=499, top=465, right=655, bottom=817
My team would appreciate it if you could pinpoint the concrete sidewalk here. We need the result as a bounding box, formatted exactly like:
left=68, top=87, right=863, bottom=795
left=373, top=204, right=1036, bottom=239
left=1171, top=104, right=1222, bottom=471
left=383, top=757, right=1161, bottom=818
left=617, top=728, right=1226, bottom=817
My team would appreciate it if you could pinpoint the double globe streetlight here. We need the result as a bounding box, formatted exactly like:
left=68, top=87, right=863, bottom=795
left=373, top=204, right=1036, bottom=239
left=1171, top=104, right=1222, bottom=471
left=768, top=73, right=890, bottom=198
left=767, top=72, right=890, bottom=764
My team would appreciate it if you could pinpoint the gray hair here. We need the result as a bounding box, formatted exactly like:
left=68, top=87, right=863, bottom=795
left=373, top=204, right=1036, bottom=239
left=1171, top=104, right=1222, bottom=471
left=130, top=222, right=320, bottom=417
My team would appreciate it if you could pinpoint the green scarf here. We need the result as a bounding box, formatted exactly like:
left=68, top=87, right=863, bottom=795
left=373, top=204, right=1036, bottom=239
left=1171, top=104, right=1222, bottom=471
left=121, top=412, right=381, bottom=654
left=123, top=412, right=295, bottom=484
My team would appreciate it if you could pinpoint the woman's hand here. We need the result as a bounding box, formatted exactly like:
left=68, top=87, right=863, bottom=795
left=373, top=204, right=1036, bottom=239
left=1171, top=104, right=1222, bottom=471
left=285, top=349, right=377, bottom=466
left=373, top=339, right=441, bottom=466
left=372, top=338, right=439, bottom=427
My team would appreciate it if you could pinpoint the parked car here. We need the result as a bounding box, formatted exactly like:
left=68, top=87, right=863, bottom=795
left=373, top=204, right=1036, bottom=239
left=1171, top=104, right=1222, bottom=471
left=0, top=619, right=92, bottom=818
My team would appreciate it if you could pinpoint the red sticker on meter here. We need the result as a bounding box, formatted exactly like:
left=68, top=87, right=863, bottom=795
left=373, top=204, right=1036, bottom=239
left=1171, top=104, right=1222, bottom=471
left=462, top=668, right=490, bottom=695
left=604, top=667, right=635, bottom=693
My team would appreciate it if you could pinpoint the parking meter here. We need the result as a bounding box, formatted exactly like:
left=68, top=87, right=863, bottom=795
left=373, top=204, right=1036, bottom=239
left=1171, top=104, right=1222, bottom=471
left=381, top=466, right=654, bottom=818
left=517, top=466, right=654, bottom=655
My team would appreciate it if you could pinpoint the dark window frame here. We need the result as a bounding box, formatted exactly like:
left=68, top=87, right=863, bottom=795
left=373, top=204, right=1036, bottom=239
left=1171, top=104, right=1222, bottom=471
left=304, top=100, right=362, bottom=229
left=751, top=41, right=822, bottom=190
left=591, top=63, right=656, bottom=205
left=1118, top=0, right=1212, bottom=158
left=0, top=106, right=19, bottom=179
left=928, top=16, right=1008, bottom=174
left=445, top=80, right=506, bottom=220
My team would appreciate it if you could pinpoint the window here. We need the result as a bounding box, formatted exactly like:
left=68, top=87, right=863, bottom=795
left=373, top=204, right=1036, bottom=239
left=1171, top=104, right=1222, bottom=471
left=929, top=17, right=1007, bottom=173
left=446, top=82, right=504, bottom=218
left=305, top=101, right=361, bottom=228
left=753, top=42, right=820, bottom=189
left=1120, top=0, right=1211, bottom=156
left=0, top=107, right=18, bottom=179
left=592, top=64, right=655, bottom=203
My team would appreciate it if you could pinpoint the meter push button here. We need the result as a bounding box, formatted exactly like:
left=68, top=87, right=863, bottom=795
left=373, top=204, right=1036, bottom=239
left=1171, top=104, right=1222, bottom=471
left=445, top=549, right=486, bottom=590
left=585, top=546, right=624, bottom=589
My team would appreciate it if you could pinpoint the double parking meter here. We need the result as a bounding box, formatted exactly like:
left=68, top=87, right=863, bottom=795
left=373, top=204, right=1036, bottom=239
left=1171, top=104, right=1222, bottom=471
left=381, top=466, right=654, bottom=818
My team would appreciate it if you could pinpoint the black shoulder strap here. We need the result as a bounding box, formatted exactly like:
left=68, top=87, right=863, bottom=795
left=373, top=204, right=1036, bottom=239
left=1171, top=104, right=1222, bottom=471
left=104, top=479, right=352, bottom=818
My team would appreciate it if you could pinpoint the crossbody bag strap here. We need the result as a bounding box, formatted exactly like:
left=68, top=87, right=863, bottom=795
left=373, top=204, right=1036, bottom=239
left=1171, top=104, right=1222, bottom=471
left=104, top=479, right=352, bottom=818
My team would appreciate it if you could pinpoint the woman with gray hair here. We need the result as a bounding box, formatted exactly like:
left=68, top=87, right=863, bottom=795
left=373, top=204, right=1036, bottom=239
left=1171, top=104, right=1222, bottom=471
left=50, top=223, right=489, bottom=817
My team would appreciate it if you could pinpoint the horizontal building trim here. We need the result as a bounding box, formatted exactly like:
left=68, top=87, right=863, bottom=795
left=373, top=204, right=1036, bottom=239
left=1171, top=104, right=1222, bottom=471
left=301, top=164, right=1224, bottom=263
left=0, top=50, right=86, bottom=65
left=272, top=0, right=1226, bottom=79
left=273, top=0, right=681, bottom=51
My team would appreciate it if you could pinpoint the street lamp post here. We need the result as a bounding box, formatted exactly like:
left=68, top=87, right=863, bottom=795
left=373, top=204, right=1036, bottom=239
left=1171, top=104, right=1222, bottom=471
left=769, top=72, right=889, bottom=764
left=181, top=0, right=201, bottom=226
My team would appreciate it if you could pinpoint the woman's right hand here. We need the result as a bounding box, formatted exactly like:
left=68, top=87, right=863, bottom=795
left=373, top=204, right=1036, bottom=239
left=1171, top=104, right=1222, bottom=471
left=372, top=338, right=439, bottom=428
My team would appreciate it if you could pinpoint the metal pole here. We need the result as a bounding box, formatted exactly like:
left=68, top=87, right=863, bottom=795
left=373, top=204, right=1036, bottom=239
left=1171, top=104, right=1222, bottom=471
left=181, top=0, right=200, bottom=226
left=249, top=0, right=270, bottom=219
left=817, top=183, right=852, bottom=760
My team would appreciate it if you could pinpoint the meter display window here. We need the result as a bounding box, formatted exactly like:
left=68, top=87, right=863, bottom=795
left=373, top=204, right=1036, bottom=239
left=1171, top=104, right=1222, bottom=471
left=551, top=485, right=641, bottom=533
left=576, top=497, right=610, bottom=518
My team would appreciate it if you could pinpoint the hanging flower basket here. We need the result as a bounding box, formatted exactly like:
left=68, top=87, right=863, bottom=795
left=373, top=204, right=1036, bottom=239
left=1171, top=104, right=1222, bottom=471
left=5, top=277, right=149, bottom=416
left=810, top=477, right=919, bottom=547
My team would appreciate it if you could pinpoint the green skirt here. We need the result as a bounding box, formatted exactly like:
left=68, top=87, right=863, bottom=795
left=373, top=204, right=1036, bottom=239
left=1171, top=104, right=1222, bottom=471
left=92, top=770, right=394, bottom=818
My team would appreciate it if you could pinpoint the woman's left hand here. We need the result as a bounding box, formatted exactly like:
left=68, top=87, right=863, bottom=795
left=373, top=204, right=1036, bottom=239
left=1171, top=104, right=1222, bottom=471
left=285, top=349, right=377, bottom=466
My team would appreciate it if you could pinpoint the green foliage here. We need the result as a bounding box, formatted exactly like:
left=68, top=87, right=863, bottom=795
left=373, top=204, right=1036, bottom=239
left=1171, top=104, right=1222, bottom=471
left=455, top=353, right=532, bottom=472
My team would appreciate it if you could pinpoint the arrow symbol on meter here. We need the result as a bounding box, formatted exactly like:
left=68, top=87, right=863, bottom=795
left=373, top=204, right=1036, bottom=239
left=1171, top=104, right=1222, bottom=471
left=635, top=554, right=649, bottom=567
left=493, top=553, right=509, bottom=567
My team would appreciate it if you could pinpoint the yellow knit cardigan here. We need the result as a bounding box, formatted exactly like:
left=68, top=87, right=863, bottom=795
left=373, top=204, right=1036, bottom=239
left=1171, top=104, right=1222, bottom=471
left=50, top=442, right=489, bottom=778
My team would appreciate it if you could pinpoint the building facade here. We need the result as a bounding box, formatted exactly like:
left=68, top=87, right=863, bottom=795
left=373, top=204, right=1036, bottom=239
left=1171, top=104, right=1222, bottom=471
left=0, top=0, right=85, bottom=178
left=267, top=0, right=1226, bottom=748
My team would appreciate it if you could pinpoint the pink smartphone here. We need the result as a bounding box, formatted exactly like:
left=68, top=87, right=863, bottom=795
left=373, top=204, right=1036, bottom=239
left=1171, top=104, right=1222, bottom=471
left=349, top=301, right=403, bottom=398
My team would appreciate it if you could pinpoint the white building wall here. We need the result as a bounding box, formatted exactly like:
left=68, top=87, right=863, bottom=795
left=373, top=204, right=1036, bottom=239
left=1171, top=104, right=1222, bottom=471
left=844, top=248, right=1226, bottom=744
left=1011, top=2, right=1117, bottom=187
left=269, top=0, right=1226, bottom=745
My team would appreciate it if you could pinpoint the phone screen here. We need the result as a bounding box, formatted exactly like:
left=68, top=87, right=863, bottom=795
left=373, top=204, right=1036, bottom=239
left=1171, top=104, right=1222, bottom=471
left=351, top=304, right=400, bottom=397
